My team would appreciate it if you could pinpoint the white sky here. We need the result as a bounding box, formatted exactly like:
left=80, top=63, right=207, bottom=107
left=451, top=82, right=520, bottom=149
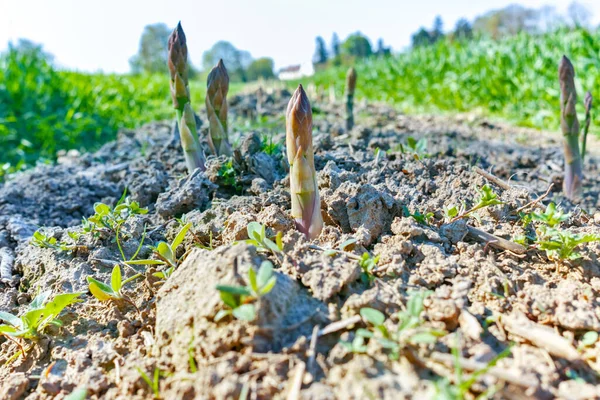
left=0, top=0, right=598, bottom=73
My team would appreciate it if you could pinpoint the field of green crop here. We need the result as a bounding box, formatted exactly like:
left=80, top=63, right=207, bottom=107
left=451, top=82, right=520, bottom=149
left=305, top=27, right=600, bottom=133
left=1, top=27, right=599, bottom=179
left=0, top=46, right=243, bottom=179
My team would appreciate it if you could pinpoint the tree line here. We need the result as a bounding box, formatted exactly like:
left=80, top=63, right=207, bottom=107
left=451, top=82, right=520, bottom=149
left=129, top=23, right=275, bottom=82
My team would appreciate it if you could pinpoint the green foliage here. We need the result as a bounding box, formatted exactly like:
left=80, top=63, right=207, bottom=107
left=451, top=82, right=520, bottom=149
left=259, top=134, right=282, bottom=155
left=531, top=203, right=570, bottom=227
left=397, top=136, right=428, bottom=159
left=64, top=388, right=88, bottom=400
left=341, top=32, right=373, bottom=59
left=127, top=223, right=192, bottom=277
left=136, top=367, right=163, bottom=399
left=0, top=290, right=82, bottom=340
left=403, top=206, right=434, bottom=225
left=358, top=253, right=379, bottom=284
left=217, top=159, right=240, bottom=191
left=31, top=230, right=74, bottom=252
left=535, top=226, right=600, bottom=261
left=0, top=44, right=245, bottom=179
left=301, top=27, right=600, bottom=133
left=473, top=184, right=503, bottom=209
left=129, top=23, right=171, bottom=75
left=245, top=222, right=283, bottom=256
left=87, top=265, right=142, bottom=302
left=215, top=261, right=277, bottom=322
left=342, top=291, right=443, bottom=360
left=82, top=192, right=148, bottom=236
left=433, top=344, right=512, bottom=400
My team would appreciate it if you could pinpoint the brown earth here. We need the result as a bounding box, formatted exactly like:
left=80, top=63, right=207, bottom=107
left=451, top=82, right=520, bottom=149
left=1, top=88, right=600, bottom=399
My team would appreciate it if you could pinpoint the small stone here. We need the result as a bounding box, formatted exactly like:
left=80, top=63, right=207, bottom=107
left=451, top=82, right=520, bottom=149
left=117, top=320, right=135, bottom=338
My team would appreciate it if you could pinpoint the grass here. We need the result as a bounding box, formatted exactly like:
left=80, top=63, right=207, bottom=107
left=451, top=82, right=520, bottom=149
left=300, top=27, right=600, bottom=133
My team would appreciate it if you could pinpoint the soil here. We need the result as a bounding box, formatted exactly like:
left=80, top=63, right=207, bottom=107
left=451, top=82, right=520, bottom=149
left=1, top=88, right=600, bottom=400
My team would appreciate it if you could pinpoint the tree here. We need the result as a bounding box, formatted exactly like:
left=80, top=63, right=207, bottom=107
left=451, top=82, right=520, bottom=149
left=375, top=38, right=391, bottom=56
left=313, top=36, right=328, bottom=65
left=202, top=41, right=252, bottom=82
left=246, top=57, right=275, bottom=81
left=341, top=33, right=372, bottom=59
left=453, top=18, right=473, bottom=40
left=473, top=5, right=539, bottom=38
left=567, top=1, right=592, bottom=27
left=411, top=27, right=431, bottom=47
left=129, top=23, right=171, bottom=74
left=331, top=33, right=341, bottom=58
left=430, top=16, right=445, bottom=43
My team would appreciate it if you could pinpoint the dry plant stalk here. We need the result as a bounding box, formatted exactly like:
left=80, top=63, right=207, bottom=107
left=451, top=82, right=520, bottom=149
left=286, top=85, right=323, bottom=240
left=168, top=22, right=205, bottom=172
left=345, top=67, right=357, bottom=131
left=559, top=56, right=583, bottom=200
left=206, top=59, right=232, bottom=156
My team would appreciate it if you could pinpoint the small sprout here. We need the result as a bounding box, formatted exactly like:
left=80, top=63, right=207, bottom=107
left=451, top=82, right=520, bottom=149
left=580, top=331, right=598, bottom=348
left=245, top=222, right=283, bottom=256
left=399, top=136, right=428, bottom=159
left=31, top=230, right=74, bottom=252
left=449, top=184, right=503, bottom=223
left=535, top=226, right=600, bottom=261
left=215, top=261, right=277, bottom=322
left=137, top=367, right=164, bottom=399
left=260, top=134, right=282, bottom=155
left=87, top=265, right=142, bottom=302
left=217, top=159, right=240, bottom=191
left=64, top=388, right=88, bottom=400
left=444, top=205, right=459, bottom=220
left=358, top=252, right=379, bottom=284
left=342, top=291, right=443, bottom=361
left=127, top=222, right=192, bottom=280
left=474, top=184, right=503, bottom=208
left=83, top=192, right=148, bottom=236
left=0, top=290, right=82, bottom=342
left=512, top=234, right=531, bottom=246
left=403, top=206, right=434, bottom=225
left=531, top=202, right=569, bottom=227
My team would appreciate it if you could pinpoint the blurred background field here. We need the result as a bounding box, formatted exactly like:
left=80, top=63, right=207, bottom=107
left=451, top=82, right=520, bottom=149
left=1, top=1, right=599, bottom=179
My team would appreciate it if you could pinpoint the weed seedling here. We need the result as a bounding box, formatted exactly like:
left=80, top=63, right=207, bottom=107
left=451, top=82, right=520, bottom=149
left=340, top=308, right=385, bottom=353
left=245, top=222, right=283, bottom=256
left=535, top=226, right=600, bottom=261
left=136, top=367, right=164, bottom=399
left=87, top=265, right=142, bottom=309
left=403, top=206, right=434, bottom=225
left=531, top=202, right=569, bottom=227
left=217, top=159, right=240, bottom=192
left=450, top=184, right=503, bottom=223
left=433, top=341, right=512, bottom=400
left=260, top=134, right=282, bottom=155
left=358, top=252, right=379, bottom=284
left=344, top=291, right=443, bottom=360
left=127, top=222, right=192, bottom=281
left=31, top=230, right=75, bottom=252
left=0, top=290, right=82, bottom=356
left=398, top=136, right=428, bottom=159
left=215, top=261, right=277, bottom=322
left=82, top=190, right=148, bottom=237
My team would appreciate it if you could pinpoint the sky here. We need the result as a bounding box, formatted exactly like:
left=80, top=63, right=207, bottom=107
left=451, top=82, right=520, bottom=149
left=1, top=0, right=599, bottom=73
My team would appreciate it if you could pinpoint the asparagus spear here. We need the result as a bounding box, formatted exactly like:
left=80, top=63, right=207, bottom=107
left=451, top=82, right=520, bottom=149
left=286, top=85, right=323, bottom=240
left=558, top=56, right=583, bottom=200
left=345, top=67, right=357, bottom=131
left=206, top=59, right=232, bottom=156
left=581, top=91, right=593, bottom=162
left=168, top=22, right=205, bottom=172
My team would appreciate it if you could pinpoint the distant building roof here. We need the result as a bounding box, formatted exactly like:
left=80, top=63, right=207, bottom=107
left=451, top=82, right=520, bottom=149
left=278, top=65, right=301, bottom=73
